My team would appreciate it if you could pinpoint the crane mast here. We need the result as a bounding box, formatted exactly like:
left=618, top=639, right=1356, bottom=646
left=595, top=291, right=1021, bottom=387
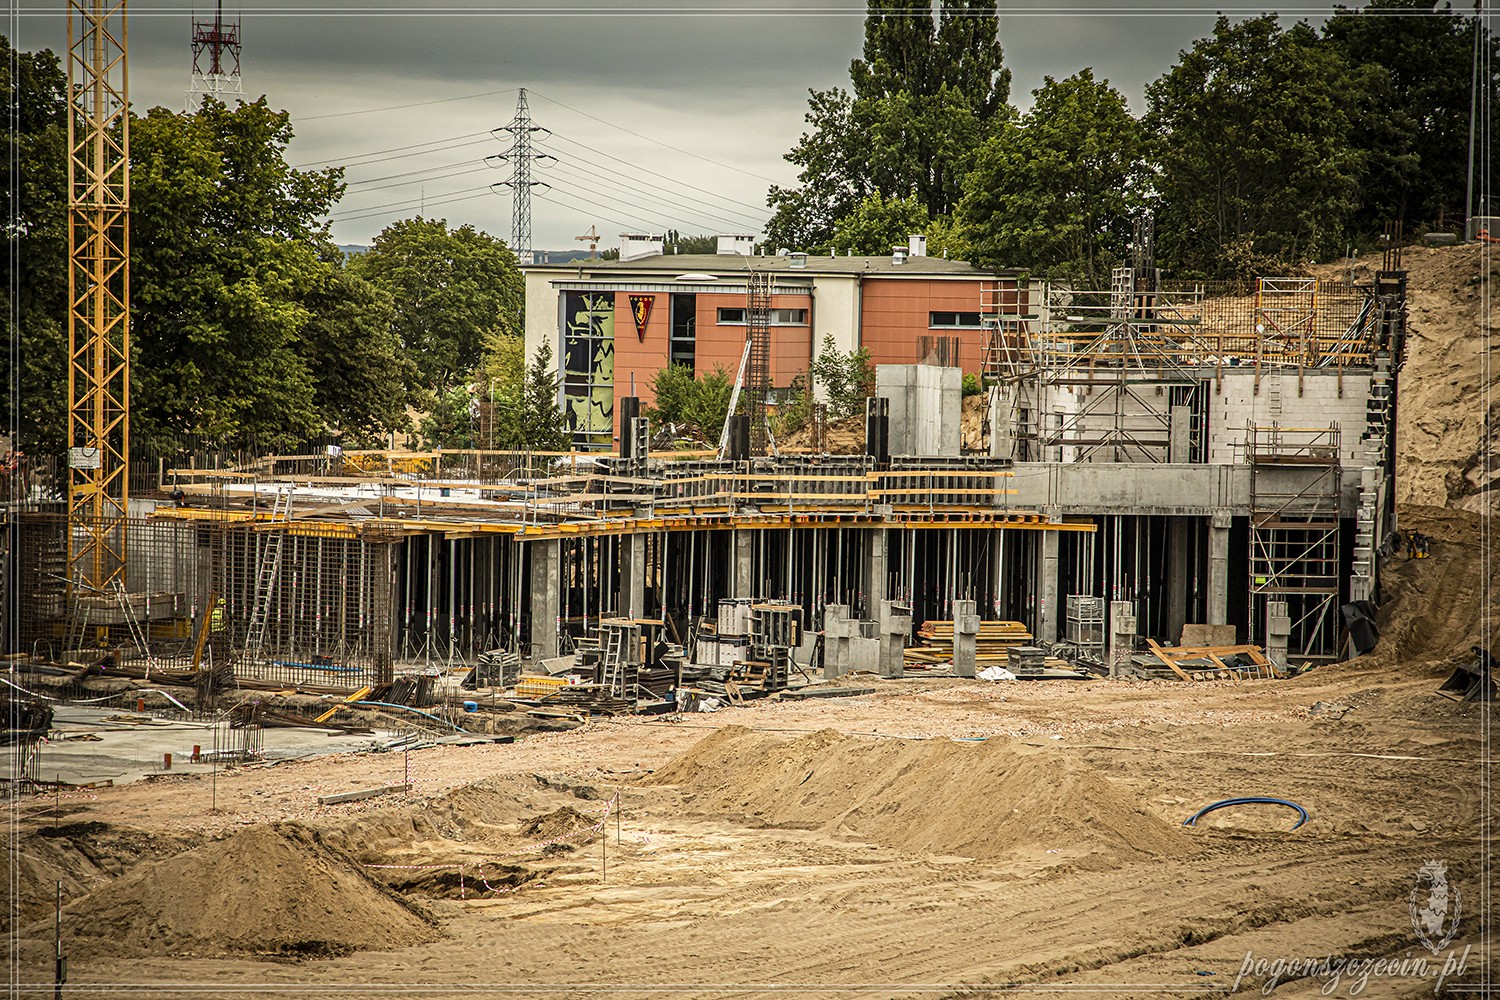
left=66, top=0, right=131, bottom=599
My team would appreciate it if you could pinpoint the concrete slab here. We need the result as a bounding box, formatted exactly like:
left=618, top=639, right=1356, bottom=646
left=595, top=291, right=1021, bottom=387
left=11, top=706, right=397, bottom=787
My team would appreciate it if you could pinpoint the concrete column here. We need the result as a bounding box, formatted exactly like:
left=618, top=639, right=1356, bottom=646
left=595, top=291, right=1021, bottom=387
left=1165, top=517, right=1189, bottom=645
left=1169, top=404, right=1192, bottom=463
left=952, top=599, right=979, bottom=678
left=877, top=599, right=911, bottom=679
left=1108, top=600, right=1136, bottom=679
left=823, top=603, right=852, bottom=679
left=863, top=528, right=887, bottom=617
left=1207, top=510, right=1231, bottom=627
left=731, top=530, right=755, bottom=599
left=620, top=532, right=647, bottom=620
left=529, top=539, right=562, bottom=660
left=1265, top=599, right=1290, bottom=671
left=1034, top=529, right=1059, bottom=645
left=369, top=541, right=395, bottom=685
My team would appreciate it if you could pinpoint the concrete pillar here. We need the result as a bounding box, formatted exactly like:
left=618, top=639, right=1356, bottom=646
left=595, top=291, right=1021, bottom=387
left=529, top=539, right=562, bottom=660
left=823, top=603, right=852, bottom=679
left=1034, top=529, right=1059, bottom=644
left=731, top=530, right=755, bottom=599
left=1165, top=517, right=1189, bottom=645
left=369, top=541, right=395, bottom=685
left=988, top=385, right=1014, bottom=461
left=1207, top=509, right=1231, bottom=627
left=952, top=599, right=979, bottom=678
left=877, top=599, right=911, bottom=679
left=864, top=528, right=887, bottom=617
left=1265, top=599, right=1290, bottom=671
left=620, top=532, right=647, bottom=620
left=1108, top=600, right=1136, bottom=679
left=1169, top=404, right=1192, bottom=463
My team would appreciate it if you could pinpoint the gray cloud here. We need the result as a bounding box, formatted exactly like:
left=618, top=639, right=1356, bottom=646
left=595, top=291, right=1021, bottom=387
left=14, top=1, right=1307, bottom=249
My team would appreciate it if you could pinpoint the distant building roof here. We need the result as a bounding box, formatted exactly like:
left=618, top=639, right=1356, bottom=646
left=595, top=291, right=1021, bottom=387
left=528, top=252, right=1012, bottom=278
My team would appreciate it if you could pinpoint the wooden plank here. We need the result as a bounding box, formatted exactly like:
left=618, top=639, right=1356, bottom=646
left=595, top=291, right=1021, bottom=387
left=1145, top=638, right=1196, bottom=683
left=314, top=685, right=372, bottom=724
left=316, top=783, right=411, bottom=806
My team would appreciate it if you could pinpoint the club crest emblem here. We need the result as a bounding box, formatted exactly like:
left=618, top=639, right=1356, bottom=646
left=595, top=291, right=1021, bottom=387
left=1409, top=860, right=1461, bottom=955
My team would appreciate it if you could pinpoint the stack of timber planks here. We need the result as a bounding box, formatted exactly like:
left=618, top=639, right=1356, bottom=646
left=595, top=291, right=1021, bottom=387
left=904, top=620, right=1034, bottom=666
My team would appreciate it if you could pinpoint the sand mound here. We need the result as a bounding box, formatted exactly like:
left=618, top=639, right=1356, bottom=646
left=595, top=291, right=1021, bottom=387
left=522, top=805, right=598, bottom=842
left=649, top=726, right=1189, bottom=861
left=62, top=823, right=439, bottom=958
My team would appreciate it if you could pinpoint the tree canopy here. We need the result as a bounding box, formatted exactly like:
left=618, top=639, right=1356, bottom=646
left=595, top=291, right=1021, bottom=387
left=1145, top=16, right=1365, bottom=275
left=349, top=217, right=524, bottom=391
left=959, top=70, right=1145, bottom=285
left=1, top=36, right=69, bottom=457
left=129, top=98, right=416, bottom=450
left=765, top=1, right=1011, bottom=251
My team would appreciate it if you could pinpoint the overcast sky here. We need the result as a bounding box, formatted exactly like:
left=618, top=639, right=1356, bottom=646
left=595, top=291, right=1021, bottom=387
left=14, top=1, right=1345, bottom=252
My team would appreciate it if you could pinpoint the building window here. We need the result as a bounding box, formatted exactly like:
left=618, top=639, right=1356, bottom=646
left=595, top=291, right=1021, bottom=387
left=561, top=291, right=615, bottom=450
left=717, top=307, right=807, bottom=325
left=670, top=293, right=696, bottom=373
left=930, top=311, right=983, bottom=329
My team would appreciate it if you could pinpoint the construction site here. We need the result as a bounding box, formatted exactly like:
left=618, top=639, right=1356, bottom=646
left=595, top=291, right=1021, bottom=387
left=4, top=2, right=1499, bottom=997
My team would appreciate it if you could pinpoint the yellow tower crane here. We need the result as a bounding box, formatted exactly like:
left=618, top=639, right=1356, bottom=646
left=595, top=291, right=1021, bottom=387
left=65, top=0, right=131, bottom=600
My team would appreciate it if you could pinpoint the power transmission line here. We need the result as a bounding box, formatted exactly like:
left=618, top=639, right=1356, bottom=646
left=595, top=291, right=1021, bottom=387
left=489, top=88, right=554, bottom=264
left=548, top=131, right=768, bottom=216
left=292, top=131, right=489, bottom=170
left=530, top=89, right=780, bottom=184
left=548, top=145, right=767, bottom=225
left=301, top=87, right=515, bottom=121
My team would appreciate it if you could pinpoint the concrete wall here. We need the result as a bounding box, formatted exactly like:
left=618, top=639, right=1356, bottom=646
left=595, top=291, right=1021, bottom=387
left=811, top=274, right=861, bottom=367
left=1208, top=371, right=1373, bottom=465
left=523, top=270, right=558, bottom=371
left=876, top=364, right=962, bottom=457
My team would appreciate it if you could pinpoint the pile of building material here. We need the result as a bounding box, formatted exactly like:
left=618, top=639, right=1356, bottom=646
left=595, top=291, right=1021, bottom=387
left=1135, top=638, right=1281, bottom=681
left=905, top=620, right=1033, bottom=667
left=685, top=600, right=801, bottom=698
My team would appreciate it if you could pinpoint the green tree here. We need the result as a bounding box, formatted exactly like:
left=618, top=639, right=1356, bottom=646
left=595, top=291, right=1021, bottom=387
left=350, top=217, right=523, bottom=390
left=475, top=336, right=568, bottom=450
left=299, top=268, right=417, bottom=446
left=418, top=386, right=474, bottom=450
left=645, top=364, right=734, bottom=440
left=0, top=37, right=69, bottom=456
left=130, top=98, right=371, bottom=451
left=1323, top=0, right=1499, bottom=233
left=664, top=231, right=718, bottom=255
left=515, top=343, right=569, bottom=451
left=765, top=1, right=1011, bottom=250
left=832, top=192, right=931, bottom=255
left=958, top=70, right=1145, bottom=284
left=810, top=335, right=875, bottom=419
left=1145, top=16, right=1364, bottom=276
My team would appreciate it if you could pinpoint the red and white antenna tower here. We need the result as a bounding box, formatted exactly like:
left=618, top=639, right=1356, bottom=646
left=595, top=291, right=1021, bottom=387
left=187, top=1, right=242, bottom=108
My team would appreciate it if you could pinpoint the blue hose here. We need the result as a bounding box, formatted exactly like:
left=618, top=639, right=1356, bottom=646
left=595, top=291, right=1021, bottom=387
left=1183, top=796, right=1308, bottom=831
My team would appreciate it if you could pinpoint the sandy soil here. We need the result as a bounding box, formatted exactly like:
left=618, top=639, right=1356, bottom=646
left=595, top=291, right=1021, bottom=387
left=3, top=245, right=1493, bottom=997
left=3, top=507, right=1493, bottom=998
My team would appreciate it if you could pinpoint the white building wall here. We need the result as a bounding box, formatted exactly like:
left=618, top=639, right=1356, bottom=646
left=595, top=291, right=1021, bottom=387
left=523, top=270, right=560, bottom=368
left=1207, top=371, right=1372, bottom=465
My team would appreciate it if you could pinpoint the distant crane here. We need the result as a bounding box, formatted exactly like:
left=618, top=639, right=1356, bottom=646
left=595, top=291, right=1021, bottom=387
left=575, top=225, right=600, bottom=260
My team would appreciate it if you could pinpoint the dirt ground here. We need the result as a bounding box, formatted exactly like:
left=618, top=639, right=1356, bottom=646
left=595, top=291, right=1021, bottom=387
left=3, top=244, right=1494, bottom=997
left=3, top=505, right=1495, bottom=998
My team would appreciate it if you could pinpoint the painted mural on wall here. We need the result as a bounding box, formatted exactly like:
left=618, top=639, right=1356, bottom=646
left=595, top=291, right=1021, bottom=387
left=562, top=292, right=615, bottom=449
